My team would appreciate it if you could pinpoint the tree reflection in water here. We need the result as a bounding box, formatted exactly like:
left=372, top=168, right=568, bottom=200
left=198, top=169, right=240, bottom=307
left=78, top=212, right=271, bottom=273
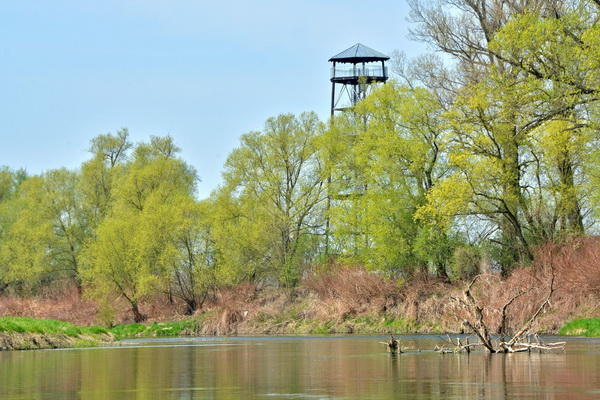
left=0, top=336, right=598, bottom=399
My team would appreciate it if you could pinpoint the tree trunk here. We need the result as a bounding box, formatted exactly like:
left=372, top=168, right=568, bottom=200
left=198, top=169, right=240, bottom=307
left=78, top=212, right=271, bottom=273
left=557, top=149, right=584, bottom=234
left=184, top=298, right=197, bottom=315
left=131, top=301, right=146, bottom=323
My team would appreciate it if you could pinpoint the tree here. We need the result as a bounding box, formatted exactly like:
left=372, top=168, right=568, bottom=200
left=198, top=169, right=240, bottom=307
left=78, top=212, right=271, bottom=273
left=0, top=169, right=89, bottom=291
left=489, top=3, right=599, bottom=233
left=212, top=112, right=327, bottom=287
left=407, top=0, right=598, bottom=269
left=0, top=168, right=27, bottom=291
left=144, top=196, right=215, bottom=315
left=80, top=129, right=132, bottom=230
left=83, top=135, right=200, bottom=322
left=489, top=2, right=600, bottom=101
left=0, top=167, right=27, bottom=203
left=325, top=81, right=453, bottom=277
left=82, top=207, right=152, bottom=323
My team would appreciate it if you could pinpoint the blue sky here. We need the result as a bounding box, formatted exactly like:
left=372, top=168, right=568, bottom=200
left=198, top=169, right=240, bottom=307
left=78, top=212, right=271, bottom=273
left=1, top=1, right=426, bottom=198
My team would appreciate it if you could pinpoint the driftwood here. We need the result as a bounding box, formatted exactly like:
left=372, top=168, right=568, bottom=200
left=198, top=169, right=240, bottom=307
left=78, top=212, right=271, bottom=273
left=435, top=335, right=479, bottom=354
left=435, top=333, right=565, bottom=354
left=381, top=269, right=566, bottom=355
left=448, top=271, right=565, bottom=354
left=380, top=335, right=403, bottom=354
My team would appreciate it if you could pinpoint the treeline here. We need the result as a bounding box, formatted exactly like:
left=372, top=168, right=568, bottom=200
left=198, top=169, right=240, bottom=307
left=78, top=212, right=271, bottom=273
left=1, top=0, right=600, bottom=323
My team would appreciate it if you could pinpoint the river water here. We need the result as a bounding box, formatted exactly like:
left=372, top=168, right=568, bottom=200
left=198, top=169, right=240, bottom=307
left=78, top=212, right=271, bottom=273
left=1, top=335, right=599, bottom=399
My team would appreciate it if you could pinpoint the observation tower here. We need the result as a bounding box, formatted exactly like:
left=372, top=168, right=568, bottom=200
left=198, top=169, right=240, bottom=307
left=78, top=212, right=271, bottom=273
left=329, top=43, right=390, bottom=115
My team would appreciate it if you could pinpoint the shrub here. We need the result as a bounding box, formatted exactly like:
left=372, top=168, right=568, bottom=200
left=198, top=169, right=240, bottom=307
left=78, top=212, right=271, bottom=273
left=302, top=265, right=398, bottom=320
left=450, top=246, right=481, bottom=281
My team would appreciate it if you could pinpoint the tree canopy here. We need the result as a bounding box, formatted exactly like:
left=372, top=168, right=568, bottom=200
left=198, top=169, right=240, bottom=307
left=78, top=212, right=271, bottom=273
left=1, top=0, right=599, bottom=321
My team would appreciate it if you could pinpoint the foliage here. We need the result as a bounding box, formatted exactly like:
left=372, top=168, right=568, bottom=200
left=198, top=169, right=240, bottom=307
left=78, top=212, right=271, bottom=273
left=0, top=169, right=89, bottom=288
left=407, top=0, right=600, bottom=272
left=325, top=82, right=455, bottom=277
left=82, top=135, right=201, bottom=322
left=449, top=246, right=482, bottom=282
left=2, top=0, right=600, bottom=324
left=79, top=128, right=131, bottom=229
left=560, top=318, right=600, bottom=337
left=212, top=112, right=327, bottom=287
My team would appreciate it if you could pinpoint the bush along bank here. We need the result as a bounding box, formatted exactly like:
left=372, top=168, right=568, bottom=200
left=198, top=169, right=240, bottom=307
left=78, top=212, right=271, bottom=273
left=0, top=317, right=114, bottom=350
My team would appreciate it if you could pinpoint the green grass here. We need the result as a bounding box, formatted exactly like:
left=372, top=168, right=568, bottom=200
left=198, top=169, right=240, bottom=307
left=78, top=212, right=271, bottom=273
left=0, top=317, right=200, bottom=347
left=0, top=317, right=108, bottom=337
left=109, top=319, right=197, bottom=339
left=560, top=318, right=600, bottom=337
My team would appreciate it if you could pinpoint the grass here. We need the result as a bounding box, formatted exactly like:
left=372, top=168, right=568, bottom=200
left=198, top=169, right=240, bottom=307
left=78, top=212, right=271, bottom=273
left=0, top=317, right=113, bottom=350
left=0, top=316, right=197, bottom=340
left=559, top=318, right=600, bottom=336
left=0, top=317, right=200, bottom=349
left=0, top=317, right=108, bottom=337
left=109, top=319, right=197, bottom=339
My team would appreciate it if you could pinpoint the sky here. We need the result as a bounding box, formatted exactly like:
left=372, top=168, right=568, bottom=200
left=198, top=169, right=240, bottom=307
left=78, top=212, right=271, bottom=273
left=0, top=1, right=427, bottom=199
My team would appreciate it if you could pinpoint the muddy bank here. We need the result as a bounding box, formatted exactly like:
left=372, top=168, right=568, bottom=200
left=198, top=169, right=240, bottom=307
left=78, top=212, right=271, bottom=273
left=0, top=331, right=114, bottom=351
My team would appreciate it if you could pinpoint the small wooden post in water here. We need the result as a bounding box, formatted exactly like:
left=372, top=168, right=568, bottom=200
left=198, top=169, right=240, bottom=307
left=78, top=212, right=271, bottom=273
left=388, top=335, right=403, bottom=353
left=380, top=334, right=403, bottom=353
left=388, top=335, right=398, bottom=352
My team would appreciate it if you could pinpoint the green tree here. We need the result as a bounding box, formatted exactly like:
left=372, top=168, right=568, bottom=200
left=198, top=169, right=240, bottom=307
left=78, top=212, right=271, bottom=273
left=490, top=2, right=600, bottom=101
left=144, top=195, right=215, bottom=315
left=0, top=168, right=29, bottom=291
left=82, top=208, right=152, bottom=322
left=0, top=167, right=27, bottom=203
left=213, top=112, right=327, bottom=287
left=83, top=135, right=199, bottom=322
left=408, top=0, right=598, bottom=269
left=80, top=129, right=132, bottom=231
left=0, top=169, right=89, bottom=291
left=325, top=82, right=453, bottom=277
left=489, top=4, right=599, bottom=234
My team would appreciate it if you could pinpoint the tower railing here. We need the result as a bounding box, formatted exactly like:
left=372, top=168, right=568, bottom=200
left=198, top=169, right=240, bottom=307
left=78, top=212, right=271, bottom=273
left=330, top=65, right=388, bottom=80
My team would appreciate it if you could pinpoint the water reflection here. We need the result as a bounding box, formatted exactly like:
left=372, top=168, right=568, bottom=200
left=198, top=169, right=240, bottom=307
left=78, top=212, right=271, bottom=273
left=0, top=336, right=599, bottom=399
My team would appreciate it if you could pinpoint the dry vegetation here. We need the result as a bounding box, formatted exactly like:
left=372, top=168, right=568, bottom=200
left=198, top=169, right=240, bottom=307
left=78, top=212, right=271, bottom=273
left=0, top=284, right=98, bottom=326
left=441, top=238, right=600, bottom=336
left=1, top=238, right=599, bottom=335
left=301, top=265, right=399, bottom=319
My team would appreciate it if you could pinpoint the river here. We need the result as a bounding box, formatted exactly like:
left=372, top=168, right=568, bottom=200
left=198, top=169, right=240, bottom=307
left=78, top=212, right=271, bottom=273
left=1, top=335, right=599, bottom=399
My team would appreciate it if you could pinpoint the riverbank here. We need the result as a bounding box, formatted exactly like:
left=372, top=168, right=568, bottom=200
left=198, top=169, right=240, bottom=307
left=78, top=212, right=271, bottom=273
left=2, top=313, right=597, bottom=351
left=0, top=317, right=114, bottom=350
left=1, top=312, right=599, bottom=351
left=188, top=265, right=600, bottom=337
left=1, top=262, right=599, bottom=341
left=560, top=319, right=600, bottom=337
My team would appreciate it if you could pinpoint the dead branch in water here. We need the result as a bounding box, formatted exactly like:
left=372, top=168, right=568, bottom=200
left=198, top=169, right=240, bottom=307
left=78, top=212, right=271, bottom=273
left=449, top=268, right=564, bottom=354
left=380, top=335, right=403, bottom=354
left=435, top=335, right=482, bottom=354
left=451, top=275, right=495, bottom=352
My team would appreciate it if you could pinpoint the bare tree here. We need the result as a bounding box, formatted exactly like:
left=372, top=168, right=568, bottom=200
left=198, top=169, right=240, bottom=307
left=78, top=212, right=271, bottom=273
left=451, top=273, right=565, bottom=353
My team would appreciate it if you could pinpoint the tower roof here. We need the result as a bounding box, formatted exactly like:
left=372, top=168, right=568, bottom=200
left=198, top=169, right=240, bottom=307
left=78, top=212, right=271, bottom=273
left=329, top=43, right=390, bottom=63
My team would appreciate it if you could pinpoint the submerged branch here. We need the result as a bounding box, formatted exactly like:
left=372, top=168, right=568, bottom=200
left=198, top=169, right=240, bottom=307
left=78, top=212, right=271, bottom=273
left=455, top=270, right=562, bottom=354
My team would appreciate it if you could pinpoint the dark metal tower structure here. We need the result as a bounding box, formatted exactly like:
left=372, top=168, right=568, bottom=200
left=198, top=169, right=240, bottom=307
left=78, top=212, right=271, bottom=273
left=329, top=43, right=390, bottom=116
